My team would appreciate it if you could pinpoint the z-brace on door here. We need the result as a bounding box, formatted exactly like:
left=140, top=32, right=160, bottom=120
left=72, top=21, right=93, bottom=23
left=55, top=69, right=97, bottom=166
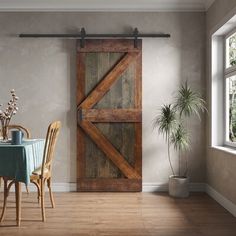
left=77, top=39, right=142, bottom=191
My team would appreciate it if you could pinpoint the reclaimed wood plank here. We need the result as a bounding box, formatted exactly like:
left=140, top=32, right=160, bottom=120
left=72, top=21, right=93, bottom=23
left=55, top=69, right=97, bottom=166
left=81, top=109, right=141, bottom=122
left=77, top=52, right=86, bottom=179
left=77, top=179, right=142, bottom=192
left=106, top=52, right=123, bottom=178
left=96, top=52, right=111, bottom=178
left=134, top=51, right=142, bottom=175
left=78, top=39, right=142, bottom=53
left=121, top=60, right=135, bottom=167
left=84, top=53, right=99, bottom=178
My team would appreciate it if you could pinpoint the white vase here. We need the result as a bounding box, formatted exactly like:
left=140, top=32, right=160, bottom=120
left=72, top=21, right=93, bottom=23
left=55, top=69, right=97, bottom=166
left=169, top=175, right=189, bottom=198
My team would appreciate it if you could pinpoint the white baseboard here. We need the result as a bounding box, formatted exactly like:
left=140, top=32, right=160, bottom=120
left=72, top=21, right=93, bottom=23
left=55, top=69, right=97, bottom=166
left=0, top=182, right=77, bottom=193
left=189, top=183, right=206, bottom=192
left=0, top=182, right=206, bottom=193
left=51, top=182, right=77, bottom=192
left=205, top=184, right=236, bottom=217
left=142, top=182, right=206, bottom=192
left=142, top=183, right=168, bottom=192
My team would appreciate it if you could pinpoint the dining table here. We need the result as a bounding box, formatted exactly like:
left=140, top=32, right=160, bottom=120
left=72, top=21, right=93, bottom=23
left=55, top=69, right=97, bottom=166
left=0, top=139, right=45, bottom=226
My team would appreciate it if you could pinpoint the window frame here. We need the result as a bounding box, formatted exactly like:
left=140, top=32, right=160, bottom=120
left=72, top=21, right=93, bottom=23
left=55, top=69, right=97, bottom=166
left=224, top=28, right=236, bottom=148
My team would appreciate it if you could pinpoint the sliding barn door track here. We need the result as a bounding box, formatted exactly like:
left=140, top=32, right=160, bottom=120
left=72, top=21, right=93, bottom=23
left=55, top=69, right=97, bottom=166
left=19, top=27, right=170, bottom=48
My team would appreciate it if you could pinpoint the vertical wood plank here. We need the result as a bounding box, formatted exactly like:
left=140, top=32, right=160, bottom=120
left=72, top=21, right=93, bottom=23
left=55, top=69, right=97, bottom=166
left=121, top=62, right=135, bottom=168
left=134, top=49, right=142, bottom=176
left=85, top=53, right=99, bottom=178
left=96, top=53, right=111, bottom=178
left=109, top=52, right=124, bottom=178
left=77, top=51, right=86, bottom=180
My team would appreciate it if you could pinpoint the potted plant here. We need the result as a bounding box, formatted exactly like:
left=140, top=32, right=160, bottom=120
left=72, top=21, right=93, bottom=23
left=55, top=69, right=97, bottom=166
left=153, top=82, right=206, bottom=198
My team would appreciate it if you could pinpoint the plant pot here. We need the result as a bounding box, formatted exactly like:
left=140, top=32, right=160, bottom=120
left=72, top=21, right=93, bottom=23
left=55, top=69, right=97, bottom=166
left=168, top=175, right=189, bottom=198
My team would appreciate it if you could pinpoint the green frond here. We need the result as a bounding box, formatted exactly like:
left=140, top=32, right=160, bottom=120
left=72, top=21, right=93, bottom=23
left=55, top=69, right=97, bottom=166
left=170, top=123, right=190, bottom=151
left=175, top=81, right=207, bottom=119
left=153, top=104, right=178, bottom=140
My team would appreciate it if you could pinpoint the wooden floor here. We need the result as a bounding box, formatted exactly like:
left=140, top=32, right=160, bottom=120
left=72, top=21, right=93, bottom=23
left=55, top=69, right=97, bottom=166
left=0, top=192, right=236, bottom=236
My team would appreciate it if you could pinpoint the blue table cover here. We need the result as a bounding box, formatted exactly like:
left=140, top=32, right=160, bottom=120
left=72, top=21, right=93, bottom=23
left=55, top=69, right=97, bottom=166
left=0, top=139, right=45, bottom=184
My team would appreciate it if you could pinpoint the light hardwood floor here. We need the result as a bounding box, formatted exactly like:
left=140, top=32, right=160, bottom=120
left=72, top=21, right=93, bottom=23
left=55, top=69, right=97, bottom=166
left=0, top=192, right=236, bottom=236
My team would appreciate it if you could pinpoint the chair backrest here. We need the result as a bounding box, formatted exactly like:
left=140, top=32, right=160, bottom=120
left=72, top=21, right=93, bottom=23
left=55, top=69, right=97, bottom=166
left=7, top=125, right=31, bottom=139
left=41, top=121, right=61, bottom=176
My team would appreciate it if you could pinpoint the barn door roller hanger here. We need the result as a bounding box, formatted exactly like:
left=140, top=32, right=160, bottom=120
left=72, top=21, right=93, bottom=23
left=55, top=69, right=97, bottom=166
left=19, top=27, right=171, bottom=48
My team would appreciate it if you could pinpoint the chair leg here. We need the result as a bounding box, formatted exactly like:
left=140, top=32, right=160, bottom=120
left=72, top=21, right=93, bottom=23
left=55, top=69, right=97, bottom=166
left=40, top=178, right=46, bottom=222
left=31, top=180, right=41, bottom=204
left=47, top=178, right=55, bottom=208
left=38, top=180, right=41, bottom=204
left=25, top=184, right=29, bottom=194
left=0, top=179, right=16, bottom=223
left=0, top=178, right=10, bottom=222
left=15, top=182, right=22, bottom=226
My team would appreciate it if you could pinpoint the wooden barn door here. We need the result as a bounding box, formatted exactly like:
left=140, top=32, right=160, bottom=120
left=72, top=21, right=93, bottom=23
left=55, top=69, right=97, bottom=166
left=77, top=39, right=142, bottom=191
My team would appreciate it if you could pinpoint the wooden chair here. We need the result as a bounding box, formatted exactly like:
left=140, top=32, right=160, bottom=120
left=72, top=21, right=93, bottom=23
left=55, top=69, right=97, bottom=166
left=30, top=121, right=61, bottom=221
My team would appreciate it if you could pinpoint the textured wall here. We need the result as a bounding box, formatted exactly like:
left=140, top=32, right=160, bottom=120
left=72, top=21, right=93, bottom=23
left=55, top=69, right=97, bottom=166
left=207, top=1, right=236, bottom=204
left=0, top=12, right=205, bottom=185
left=207, top=0, right=236, bottom=32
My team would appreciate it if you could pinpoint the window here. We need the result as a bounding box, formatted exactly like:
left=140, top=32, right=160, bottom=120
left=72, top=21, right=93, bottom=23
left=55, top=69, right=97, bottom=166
left=225, top=30, right=236, bottom=146
left=211, top=14, right=236, bottom=152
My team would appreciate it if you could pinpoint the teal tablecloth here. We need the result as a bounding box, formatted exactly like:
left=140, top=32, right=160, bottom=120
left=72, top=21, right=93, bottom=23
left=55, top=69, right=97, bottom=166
left=0, top=139, right=45, bottom=184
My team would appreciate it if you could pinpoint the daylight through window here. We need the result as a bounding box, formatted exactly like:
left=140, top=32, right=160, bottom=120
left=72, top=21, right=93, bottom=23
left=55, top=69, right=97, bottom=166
left=225, top=31, right=236, bottom=145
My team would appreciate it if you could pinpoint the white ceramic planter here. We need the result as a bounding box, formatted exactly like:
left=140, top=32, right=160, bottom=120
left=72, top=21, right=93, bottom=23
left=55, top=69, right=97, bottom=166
left=169, top=175, right=189, bottom=198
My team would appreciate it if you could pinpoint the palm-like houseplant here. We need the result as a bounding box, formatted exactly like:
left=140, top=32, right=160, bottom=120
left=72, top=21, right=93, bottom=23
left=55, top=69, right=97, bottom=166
left=153, top=82, right=206, bottom=197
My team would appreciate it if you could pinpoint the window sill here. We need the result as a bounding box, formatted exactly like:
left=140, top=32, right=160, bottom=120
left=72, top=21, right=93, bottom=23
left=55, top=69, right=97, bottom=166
left=211, top=145, right=236, bottom=155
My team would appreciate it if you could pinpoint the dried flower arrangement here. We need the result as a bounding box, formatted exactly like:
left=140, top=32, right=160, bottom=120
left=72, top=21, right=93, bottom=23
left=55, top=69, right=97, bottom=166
left=0, top=89, right=19, bottom=140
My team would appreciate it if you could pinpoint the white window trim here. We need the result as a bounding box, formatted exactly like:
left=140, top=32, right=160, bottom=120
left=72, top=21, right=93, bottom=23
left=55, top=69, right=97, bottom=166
left=224, top=30, right=236, bottom=148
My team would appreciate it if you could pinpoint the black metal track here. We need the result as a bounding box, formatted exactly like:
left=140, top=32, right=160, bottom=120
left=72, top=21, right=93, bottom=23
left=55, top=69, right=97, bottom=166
left=19, top=28, right=170, bottom=48
left=19, top=33, right=170, bottom=38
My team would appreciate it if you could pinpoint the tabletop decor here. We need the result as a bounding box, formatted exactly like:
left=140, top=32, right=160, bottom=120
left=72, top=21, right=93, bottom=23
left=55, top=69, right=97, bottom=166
left=0, top=89, right=19, bottom=140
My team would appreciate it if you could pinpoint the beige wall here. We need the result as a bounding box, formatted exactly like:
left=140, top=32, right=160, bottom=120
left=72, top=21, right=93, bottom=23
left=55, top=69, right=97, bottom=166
left=0, top=12, right=205, bottom=186
left=207, top=0, right=236, bottom=31
left=207, top=0, right=236, bottom=204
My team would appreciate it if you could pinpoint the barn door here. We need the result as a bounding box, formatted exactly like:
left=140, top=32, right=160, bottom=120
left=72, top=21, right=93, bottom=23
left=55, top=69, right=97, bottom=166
left=77, top=39, right=142, bottom=191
